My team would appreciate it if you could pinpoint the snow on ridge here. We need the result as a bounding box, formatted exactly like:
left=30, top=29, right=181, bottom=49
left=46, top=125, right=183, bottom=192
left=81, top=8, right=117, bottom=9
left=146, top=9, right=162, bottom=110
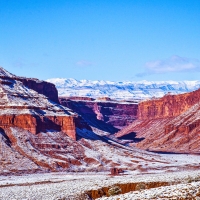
left=0, top=67, right=15, bottom=78
left=46, top=78, right=200, bottom=100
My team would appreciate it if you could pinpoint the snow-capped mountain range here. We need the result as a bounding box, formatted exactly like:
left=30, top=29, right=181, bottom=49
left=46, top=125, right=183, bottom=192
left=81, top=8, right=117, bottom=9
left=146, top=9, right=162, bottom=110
left=46, top=78, right=200, bottom=100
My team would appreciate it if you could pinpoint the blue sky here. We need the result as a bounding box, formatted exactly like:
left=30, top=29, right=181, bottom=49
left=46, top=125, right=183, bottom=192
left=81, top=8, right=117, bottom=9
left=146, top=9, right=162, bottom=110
left=0, top=0, right=200, bottom=81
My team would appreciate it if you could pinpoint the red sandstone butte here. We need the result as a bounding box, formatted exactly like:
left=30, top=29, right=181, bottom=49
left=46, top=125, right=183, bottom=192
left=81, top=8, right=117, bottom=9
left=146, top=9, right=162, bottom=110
left=116, top=89, right=200, bottom=154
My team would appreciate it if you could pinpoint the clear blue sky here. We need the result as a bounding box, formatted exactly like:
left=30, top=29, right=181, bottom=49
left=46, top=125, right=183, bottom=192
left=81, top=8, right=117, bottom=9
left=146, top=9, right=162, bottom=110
left=0, top=0, right=200, bottom=81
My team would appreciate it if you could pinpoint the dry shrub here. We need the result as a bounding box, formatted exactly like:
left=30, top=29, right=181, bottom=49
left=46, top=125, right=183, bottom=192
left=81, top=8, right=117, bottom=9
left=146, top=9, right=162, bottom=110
left=108, top=185, right=122, bottom=196
left=135, top=182, right=147, bottom=191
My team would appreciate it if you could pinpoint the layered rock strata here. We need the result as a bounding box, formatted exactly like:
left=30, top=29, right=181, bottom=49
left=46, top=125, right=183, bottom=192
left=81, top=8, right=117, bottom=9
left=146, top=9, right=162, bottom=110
left=0, top=67, right=148, bottom=174
left=0, top=67, right=79, bottom=173
left=116, top=89, right=200, bottom=153
left=59, top=97, right=138, bottom=133
left=0, top=68, right=76, bottom=139
left=138, top=89, right=200, bottom=119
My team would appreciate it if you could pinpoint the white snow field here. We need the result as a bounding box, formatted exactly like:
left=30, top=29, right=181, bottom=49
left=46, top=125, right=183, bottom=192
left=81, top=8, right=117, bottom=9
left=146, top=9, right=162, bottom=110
left=46, top=78, right=200, bottom=100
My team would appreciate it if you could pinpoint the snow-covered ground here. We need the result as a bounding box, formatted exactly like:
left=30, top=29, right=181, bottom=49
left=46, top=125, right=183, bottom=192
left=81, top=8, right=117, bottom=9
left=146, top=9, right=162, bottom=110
left=1, top=168, right=200, bottom=199
left=46, top=78, right=200, bottom=100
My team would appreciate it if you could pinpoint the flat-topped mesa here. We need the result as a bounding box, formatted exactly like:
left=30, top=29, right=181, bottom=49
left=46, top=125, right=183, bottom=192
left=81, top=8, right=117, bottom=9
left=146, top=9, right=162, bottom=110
left=63, top=96, right=95, bottom=101
left=96, top=97, right=112, bottom=101
left=138, top=89, right=200, bottom=120
left=0, top=67, right=76, bottom=140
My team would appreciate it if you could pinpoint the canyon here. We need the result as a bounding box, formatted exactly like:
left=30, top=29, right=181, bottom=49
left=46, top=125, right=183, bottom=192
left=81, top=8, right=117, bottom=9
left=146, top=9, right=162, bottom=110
left=0, top=67, right=180, bottom=175
left=59, top=96, right=138, bottom=133
left=58, top=87, right=200, bottom=154
left=1, top=67, right=200, bottom=199
left=0, top=66, right=200, bottom=177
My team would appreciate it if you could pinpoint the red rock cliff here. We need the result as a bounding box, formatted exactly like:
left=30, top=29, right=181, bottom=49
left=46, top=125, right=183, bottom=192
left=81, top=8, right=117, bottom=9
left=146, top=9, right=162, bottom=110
left=138, top=89, right=200, bottom=119
left=59, top=97, right=138, bottom=133
left=16, top=77, right=59, bottom=103
left=116, top=89, right=200, bottom=153
left=0, top=67, right=76, bottom=140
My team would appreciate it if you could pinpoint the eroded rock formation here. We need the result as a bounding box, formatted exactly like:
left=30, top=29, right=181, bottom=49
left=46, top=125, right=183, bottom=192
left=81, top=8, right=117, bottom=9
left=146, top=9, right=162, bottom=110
left=0, top=71, right=76, bottom=139
left=1, top=66, right=199, bottom=175
left=0, top=67, right=153, bottom=175
left=59, top=97, right=138, bottom=133
left=138, top=89, right=200, bottom=119
left=0, top=67, right=79, bottom=173
left=116, top=89, right=200, bottom=153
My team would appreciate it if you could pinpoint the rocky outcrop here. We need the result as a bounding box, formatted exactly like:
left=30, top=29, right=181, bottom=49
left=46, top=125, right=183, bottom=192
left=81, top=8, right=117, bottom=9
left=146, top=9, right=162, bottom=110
left=59, top=97, right=138, bottom=133
left=116, top=89, right=200, bottom=153
left=0, top=114, right=76, bottom=140
left=0, top=67, right=80, bottom=173
left=17, top=78, right=59, bottom=103
left=0, top=68, right=59, bottom=103
left=0, top=67, right=76, bottom=140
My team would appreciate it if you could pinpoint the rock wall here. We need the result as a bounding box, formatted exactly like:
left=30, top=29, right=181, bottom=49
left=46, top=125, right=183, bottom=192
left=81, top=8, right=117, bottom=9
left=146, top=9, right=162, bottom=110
left=0, top=75, right=59, bottom=104
left=17, top=78, right=59, bottom=103
left=138, top=89, right=200, bottom=119
left=0, top=115, right=37, bottom=134
left=116, top=88, right=200, bottom=153
left=59, top=98, right=138, bottom=132
left=0, top=114, right=76, bottom=140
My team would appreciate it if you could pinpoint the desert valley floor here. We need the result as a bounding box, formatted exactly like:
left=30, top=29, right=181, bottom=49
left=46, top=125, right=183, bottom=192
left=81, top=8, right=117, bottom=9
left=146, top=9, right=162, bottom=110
left=1, top=153, right=200, bottom=199
left=1, top=162, right=200, bottom=200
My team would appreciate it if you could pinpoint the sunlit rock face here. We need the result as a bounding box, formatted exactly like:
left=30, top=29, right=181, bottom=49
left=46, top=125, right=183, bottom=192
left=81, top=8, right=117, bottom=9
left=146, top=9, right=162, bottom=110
left=116, top=89, right=200, bottom=154
left=0, top=67, right=76, bottom=139
left=0, top=67, right=81, bottom=173
left=138, top=89, right=200, bottom=119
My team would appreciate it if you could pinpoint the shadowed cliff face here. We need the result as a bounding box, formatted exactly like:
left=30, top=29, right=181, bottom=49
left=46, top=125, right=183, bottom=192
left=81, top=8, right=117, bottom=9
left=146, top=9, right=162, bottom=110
left=17, top=78, right=59, bottom=103
left=59, top=97, right=138, bottom=134
left=116, top=89, right=200, bottom=154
